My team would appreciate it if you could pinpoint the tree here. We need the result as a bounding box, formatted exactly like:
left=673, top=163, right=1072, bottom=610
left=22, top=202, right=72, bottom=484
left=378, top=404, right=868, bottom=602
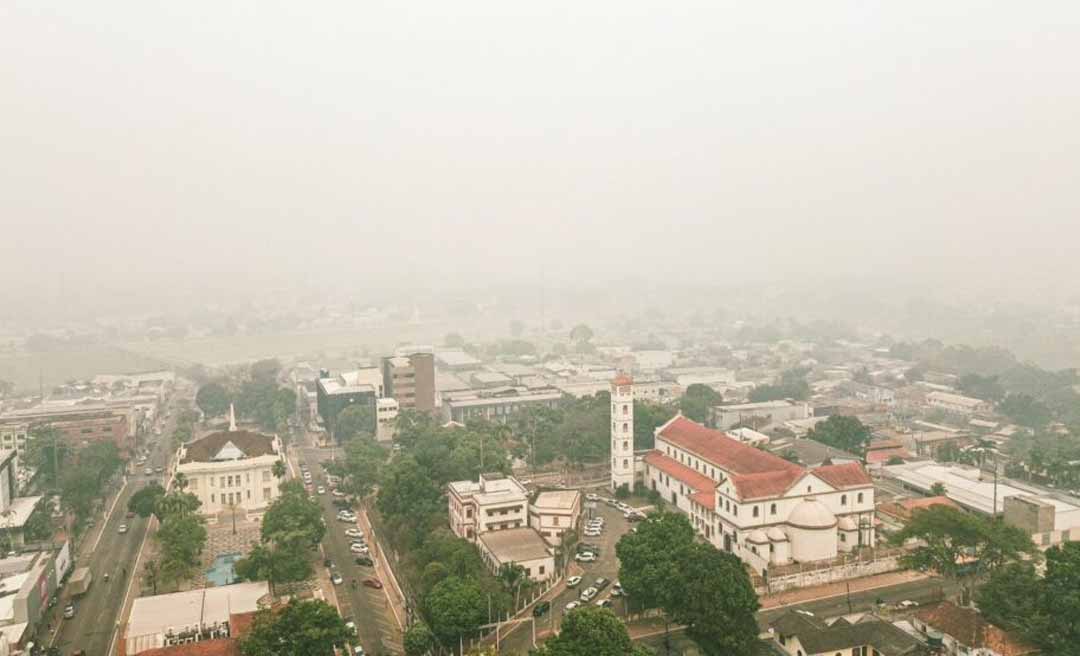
left=748, top=368, right=811, bottom=403
left=444, top=333, right=466, bottom=348
left=335, top=403, right=376, bottom=441
left=240, top=599, right=352, bottom=656
left=999, top=393, right=1052, bottom=429
left=535, top=606, right=653, bottom=656
left=1031, top=542, right=1080, bottom=654
left=155, top=490, right=202, bottom=521
left=930, top=482, right=947, bottom=496
left=144, top=559, right=160, bottom=595
left=23, top=506, right=54, bottom=542
left=424, top=576, right=487, bottom=649
left=633, top=401, right=676, bottom=450
left=404, top=622, right=436, bottom=656
left=25, top=425, right=71, bottom=489
left=497, top=562, right=528, bottom=609
left=806, top=415, right=871, bottom=456
left=892, top=506, right=1035, bottom=600
left=679, top=384, right=722, bottom=425
left=331, top=436, right=387, bottom=499
left=976, top=562, right=1042, bottom=633
left=569, top=324, right=594, bottom=345
left=958, top=374, right=1006, bottom=402
left=261, top=481, right=326, bottom=548
left=886, top=455, right=906, bottom=466
left=128, top=483, right=166, bottom=518
left=667, top=542, right=760, bottom=656
left=156, top=514, right=207, bottom=585
left=249, top=358, right=282, bottom=384
left=615, top=512, right=696, bottom=612
left=272, top=459, right=286, bottom=480
left=195, top=382, right=231, bottom=418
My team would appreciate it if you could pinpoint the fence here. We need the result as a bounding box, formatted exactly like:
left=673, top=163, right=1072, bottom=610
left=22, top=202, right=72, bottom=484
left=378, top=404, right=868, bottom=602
left=757, top=546, right=908, bottom=594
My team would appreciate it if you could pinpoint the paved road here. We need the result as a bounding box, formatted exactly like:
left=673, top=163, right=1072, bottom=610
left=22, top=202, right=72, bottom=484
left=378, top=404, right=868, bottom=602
left=293, top=444, right=403, bottom=655
left=49, top=386, right=190, bottom=656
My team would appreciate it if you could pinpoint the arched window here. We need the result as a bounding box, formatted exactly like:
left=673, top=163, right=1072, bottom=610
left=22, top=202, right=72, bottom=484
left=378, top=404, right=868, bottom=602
left=841, top=494, right=848, bottom=506
left=622, top=423, right=628, bottom=433
left=857, top=492, right=864, bottom=503
left=623, top=404, right=629, bottom=415
left=770, top=503, right=777, bottom=515
left=753, top=506, right=759, bottom=518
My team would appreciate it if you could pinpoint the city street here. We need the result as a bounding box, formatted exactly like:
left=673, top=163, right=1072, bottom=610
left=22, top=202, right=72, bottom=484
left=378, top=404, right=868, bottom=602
left=292, top=443, right=404, bottom=655
left=48, top=386, right=190, bottom=656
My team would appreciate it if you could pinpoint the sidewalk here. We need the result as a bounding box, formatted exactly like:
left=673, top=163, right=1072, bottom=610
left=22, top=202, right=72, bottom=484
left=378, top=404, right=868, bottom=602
left=356, top=505, right=406, bottom=631
left=759, top=570, right=928, bottom=610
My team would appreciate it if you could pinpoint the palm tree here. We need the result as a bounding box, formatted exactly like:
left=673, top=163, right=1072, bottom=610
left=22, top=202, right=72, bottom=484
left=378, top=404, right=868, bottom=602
left=173, top=472, right=188, bottom=491
left=272, top=460, right=286, bottom=480
left=144, top=559, right=160, bottom=595
left=497, top=563, right=528, bottom=609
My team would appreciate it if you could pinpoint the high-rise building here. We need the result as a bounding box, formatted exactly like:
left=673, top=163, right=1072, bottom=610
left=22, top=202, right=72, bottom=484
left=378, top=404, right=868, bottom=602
left=382, top=352, right=435, bottom=413
left=611, top=374, right=635, bottom=492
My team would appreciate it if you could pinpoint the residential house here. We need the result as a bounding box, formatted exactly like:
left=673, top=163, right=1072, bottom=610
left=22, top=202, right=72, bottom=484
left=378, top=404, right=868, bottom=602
left=770, top=610, right=929, bottom=656
left=912, top=602, right=1039, bottom=656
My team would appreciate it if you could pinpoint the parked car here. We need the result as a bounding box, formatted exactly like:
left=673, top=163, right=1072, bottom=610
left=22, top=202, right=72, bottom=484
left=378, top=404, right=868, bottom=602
left=331, top=573, right=344, bottom=585
left=332, top=489, right=346, bottom=497
left=144, top=468, right=154, bottom=476
left=363, top=578, right=383, bottom=589
left=354, top=556, right=374, bottom=567
left=579, top=586, right=598, bottom=602
left=578, top=543, right=601, bottom=555
left=575, top=552, right=597, bottom=563
left=532, top=601, right=551, bottom=617
left=898, top=600, right=919, bottom=609
left=324, top=558, right=335, bottom=569
left=594, top=577, right=610, bottom=591
left=584, top=529, right=602, bottom=538
left=611, top=582, right=624, bottom=597
left=63, top=603, right=75, bottom=619
left=118, top=524, right=128, bottom=534
left=585, top=493, right=599, bottom=501
left=352, top=646, right=365, bottom=656
left=595, top=599, right=613, bottom=608
left=317, top=486, right=326, bottom=495
left=564, top=601, right=581, bottom=612
left=566, top=575, right=582, bottom=588
left=350, top=544, right=369, bottom=555
left=345, top=528, right=365, bottom=539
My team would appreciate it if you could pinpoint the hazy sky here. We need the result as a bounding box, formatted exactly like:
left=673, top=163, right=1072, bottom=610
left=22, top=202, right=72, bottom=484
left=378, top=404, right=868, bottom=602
left=3, top=2, right=1078, bottom=297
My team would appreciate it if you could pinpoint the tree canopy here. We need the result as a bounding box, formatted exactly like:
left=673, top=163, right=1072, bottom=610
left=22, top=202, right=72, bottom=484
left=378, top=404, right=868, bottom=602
left=240, top=599, right=352, bottom=656
left=128, top=483, right=166, bottom=518
left=335, top=403, right=376, bottom=441
left=805, top=415, right=871, bottom=455
left=536, top=606, right=653, bottom=656
left=424, top=576, right=488, bottom=648
left=195, top=381, right=231, bottom=418
left=679, top=384, right=722, bottom=425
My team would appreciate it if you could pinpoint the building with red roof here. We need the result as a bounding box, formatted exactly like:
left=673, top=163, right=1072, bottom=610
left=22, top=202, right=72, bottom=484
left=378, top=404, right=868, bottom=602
left=643, top=415, right=876, bottom=574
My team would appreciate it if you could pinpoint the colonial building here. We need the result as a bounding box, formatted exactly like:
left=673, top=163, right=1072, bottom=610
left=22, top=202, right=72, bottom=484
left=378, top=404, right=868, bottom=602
left=528, top=490, right=581, bottom=545
left=174, top=411, right=284, bottom=520
left=447, top=473, right=529, bottom=541
left=643, top=415, right=875, bottom=574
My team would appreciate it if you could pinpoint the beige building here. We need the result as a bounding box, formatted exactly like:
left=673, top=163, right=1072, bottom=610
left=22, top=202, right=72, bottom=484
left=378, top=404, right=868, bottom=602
left=447, top=473, right=528, bottom=541
left=528, top=490, right=581, bottom=545
left=375, top=397, right=399, bottom=442
left=477, top=527, right=555, bottom=582
left=174, top=425, right=284, bottom=520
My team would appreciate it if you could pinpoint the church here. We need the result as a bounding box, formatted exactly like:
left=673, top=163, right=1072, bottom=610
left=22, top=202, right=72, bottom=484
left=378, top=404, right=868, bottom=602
left=611, top=376, right=875, bottom=575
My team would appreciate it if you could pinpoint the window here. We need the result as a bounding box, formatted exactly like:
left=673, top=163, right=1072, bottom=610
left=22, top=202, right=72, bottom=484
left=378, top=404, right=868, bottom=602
left=623, top=459, right=629, bottom=469
left=211, top=477, right=215, bottom=487
left=733, top=506, right=738, bottom=516
left=770, top=503, right=777, bottom=515
left=623, top=405, right=629, bottom=416
left=539, top=565, right=546, bottom=575
left=553, top=516, right=559, bottom=526
left=622, top=423, right=628, bottom=433
left=247, top=490, right=251, bottom=499
left=753, top=507, right=759, bottom=518
left=263, top=487, right=271, bottom=501
left=189, top=478, right=198, bottom=490
left=840, top=533, right=846, bottom=542
left=246, top=473, right=251, bottom=483
left=807, top=486, right=811, bottom=493
left=857, top=492, right=864, bottom=504
left=263, top=470, right=271, bottom=481
left=220, top=477, right=226, bottom=488
left=623, top=441, right=629, bottom=451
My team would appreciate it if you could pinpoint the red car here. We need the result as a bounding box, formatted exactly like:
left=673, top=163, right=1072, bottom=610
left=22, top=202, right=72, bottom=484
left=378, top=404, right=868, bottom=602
left=363, top=578, right=383, bottom=590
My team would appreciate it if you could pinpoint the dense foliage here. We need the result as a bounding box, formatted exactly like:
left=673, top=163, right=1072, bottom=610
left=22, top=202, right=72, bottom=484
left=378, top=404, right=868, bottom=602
left=748, top=368, right=811, bottom=403
left=195, top=381, right=230, bottom=418
left=240, top=599, right=352, bottom=656
left=154, top=490, right=207, bottom=586
left=128, top=482, right=166, bottom=518
left=679, top=384, right=722, bottom=425
left=535, top=606, right=653, bottom=656
left=805, top=415, right=871, bottom=455
left=237, top=480, right=325, bottom=585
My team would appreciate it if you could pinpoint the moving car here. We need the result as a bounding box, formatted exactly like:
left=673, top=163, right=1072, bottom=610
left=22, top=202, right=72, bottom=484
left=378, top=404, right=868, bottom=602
left=118, top=524, right=128, bottom=534
left=331, top=573, right=344, bottom=585
left=578, top=587, right=598, bottom=602
left=363, top=578, right=383, bottom=589
left=566, top=576, right=582, bottom=588
left=63, top=604, right=75, bottom=619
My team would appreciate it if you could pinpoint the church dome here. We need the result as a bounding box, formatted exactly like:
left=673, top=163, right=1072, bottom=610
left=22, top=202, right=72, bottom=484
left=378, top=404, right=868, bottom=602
left=767, top=527, right=789, bottom=542
left=837, top=516, right=858, bottom=531
left=788, top=498, right=837, bottom=529
left=748, top=529, right=769, bottom=544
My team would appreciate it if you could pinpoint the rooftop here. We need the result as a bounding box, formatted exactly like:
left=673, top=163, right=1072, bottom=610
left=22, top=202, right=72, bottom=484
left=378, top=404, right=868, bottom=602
left=771, top=610, right=928, bottom=656
left=658, top=416, right=803, bottom=477
left=478, top=527, right=551, bottom=563
left=126, top=582, right=269, bottom=639
left=531, top=490, right=581, bottom=511
left=180, top=431, right=277, bottom=464
left=915, top=602, right=1038, bottom=656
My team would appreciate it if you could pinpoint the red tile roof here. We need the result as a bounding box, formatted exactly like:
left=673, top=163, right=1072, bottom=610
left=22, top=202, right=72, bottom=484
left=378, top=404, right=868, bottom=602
left=865, top=447, right=911, bottom=464
left=135, top=639, right=241, bottom=656
left=812, top=462, right=873, bottom=489
left=657, top=416, right=804, bottom=477
left=690, top=489, right=715, bottom=508
left=729, top=470, right=804, bottom=500
left=915, top=602, right=1039, bottom=656
left=612, top=373, right=634, bottom=386
left=643, top=451, right=715, bottom=496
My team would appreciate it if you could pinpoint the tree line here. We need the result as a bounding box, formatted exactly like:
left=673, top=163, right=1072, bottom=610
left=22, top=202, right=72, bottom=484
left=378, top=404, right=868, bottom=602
left=194, top=358, right=296, bottom=433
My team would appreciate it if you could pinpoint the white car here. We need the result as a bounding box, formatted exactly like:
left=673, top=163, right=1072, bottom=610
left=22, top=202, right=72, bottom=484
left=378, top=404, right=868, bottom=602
left=337, top=513, right=356, bottom=523
left=317, top=486, right=326, bottom=495
left=579, top=587, right=598, bottom=602
left=584, top=529, right=602, bottom=538
left=331, top=573, right=344, bottom=585
left=332, top=489, right=346, bottom=497
left=566, top=575, right=582, bottom=588
left=345, top=620, right=356, bottom=635
left=564, top=601, right=581, bottom=612
left=63, top=604, right=75, bottom=619
left=118, top=524, right=128, bottom=534
left=345, top=528, right=365, bottom=538
left=585, top=493, right=599, bottom=501
left=350, top=543, right=369, bottom=554
left=575, top=552, right=597, bottom=563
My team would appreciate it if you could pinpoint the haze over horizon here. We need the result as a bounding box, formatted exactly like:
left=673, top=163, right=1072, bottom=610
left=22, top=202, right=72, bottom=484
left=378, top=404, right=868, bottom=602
left=3, top=2, right=1079, bottom=303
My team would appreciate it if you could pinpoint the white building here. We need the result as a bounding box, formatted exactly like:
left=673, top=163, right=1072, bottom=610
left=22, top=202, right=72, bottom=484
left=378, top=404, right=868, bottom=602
left=375, top=397, right=399, bottom=443
left=926, top=391, right=990, bottom=416
left=643, top=416, right=875, bottom=574
left=477, top=527, right=555, bottom=583
left=123, top=581, right=270, bottom=654
left=711, top=400, right=811, bottom=430
left=447, top=473, right=529, bottom=541
left=174, top=415, right=284, bottom=520
left=528, top=490, right=582, bottom=545
left=610, top=374, right=635, bottom=492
